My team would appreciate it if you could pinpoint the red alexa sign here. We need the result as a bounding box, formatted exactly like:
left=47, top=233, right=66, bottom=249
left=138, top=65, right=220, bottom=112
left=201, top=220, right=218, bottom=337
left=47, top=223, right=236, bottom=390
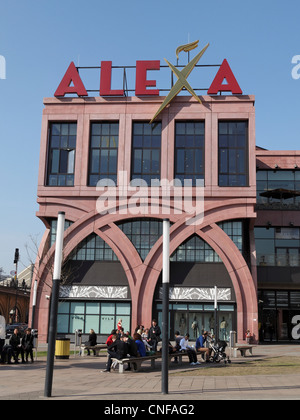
left=54, top=59, right=242, bottom=98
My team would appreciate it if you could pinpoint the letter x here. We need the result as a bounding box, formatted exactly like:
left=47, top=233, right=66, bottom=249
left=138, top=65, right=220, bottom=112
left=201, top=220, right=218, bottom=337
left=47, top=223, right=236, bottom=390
left=150, top=43, right=209, bottom=123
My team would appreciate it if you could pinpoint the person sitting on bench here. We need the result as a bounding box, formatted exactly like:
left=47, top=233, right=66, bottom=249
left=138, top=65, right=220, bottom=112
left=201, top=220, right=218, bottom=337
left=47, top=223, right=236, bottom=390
left=84, top=329, right=97, bottom=356
left=179, top=333, right=200, bottom=366
left=101, top=334, right=128, bottom=373
left=195, top=331, right=211, bottom=362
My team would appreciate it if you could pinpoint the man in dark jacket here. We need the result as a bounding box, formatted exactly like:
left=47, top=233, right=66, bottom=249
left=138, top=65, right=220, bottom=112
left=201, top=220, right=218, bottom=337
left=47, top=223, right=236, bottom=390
left=102, top=334, right=128, bottom=372
left=9, top=328, right=25, bottom=363
left=123, top=334, right=138, bottom=371
left=22, top=328, right=35, bottom=363
left=147, top=319, right=161, bottom=352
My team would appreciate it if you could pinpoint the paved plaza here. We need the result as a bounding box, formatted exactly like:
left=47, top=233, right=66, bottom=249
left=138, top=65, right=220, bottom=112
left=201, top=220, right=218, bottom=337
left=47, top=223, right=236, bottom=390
left=0, top=344, right=300, bottom=401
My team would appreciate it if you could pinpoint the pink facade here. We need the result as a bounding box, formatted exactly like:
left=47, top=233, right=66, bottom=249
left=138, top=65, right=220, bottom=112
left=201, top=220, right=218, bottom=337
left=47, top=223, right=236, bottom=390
left=31, top=95, right=258, bottom=344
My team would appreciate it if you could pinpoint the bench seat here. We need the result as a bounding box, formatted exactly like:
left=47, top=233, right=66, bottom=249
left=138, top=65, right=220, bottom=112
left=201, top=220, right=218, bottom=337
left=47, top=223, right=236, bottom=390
left=81, top=344, right=107, bottom=356
left=232, top=344, right=255, bottom=357
left=111, top=351, right=189, bottom=373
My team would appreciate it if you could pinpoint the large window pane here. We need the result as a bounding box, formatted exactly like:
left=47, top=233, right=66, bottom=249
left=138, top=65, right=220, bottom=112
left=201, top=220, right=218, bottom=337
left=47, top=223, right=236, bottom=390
left=88, top=122, right=119, bottom=186
left=218, top=121, right=248, bottom=187
left=175, top=121, right=204, bottom=186
left=131, top=122, right=161, bottom=185
left=118, top=219, right=163, bottom=261
left=47, top=122, right=77, bottom=186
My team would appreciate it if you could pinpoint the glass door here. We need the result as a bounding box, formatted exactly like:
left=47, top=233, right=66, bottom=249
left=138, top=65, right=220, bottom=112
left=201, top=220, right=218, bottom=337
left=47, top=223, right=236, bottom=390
left=262, top=309, right=277, bottom=341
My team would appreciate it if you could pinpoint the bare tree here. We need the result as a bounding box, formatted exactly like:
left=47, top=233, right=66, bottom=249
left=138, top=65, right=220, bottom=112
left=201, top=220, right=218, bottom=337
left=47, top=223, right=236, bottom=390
left=24, top=233, right=82, bottom=291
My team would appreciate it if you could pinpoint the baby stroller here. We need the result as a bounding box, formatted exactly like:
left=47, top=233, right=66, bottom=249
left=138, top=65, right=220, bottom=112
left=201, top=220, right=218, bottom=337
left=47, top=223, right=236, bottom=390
left=210, top=340, right=231, bottom=364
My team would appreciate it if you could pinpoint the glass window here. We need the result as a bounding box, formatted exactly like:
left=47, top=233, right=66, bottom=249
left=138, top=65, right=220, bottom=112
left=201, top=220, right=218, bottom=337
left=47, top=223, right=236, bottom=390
left=86, top=302, right=100, bottom=314
left=256, top=170, right=300, bottom=207
left=118, top=219, right=163, bottom=261
left=50, top=219, right=73, bottom=247
left=57, top=301, right=131, bottom=334
left=57, top=315, right=69, bottom=334
left=175, top=121, right=205, bottom=186
left=71, top=233, right=118, bottom=261
left=85, top=316, right=100, bottom=333
left=47, top=122, right=77, bottom=186
left=218, top=121, right=248, bottom=187
left=255, top=227, right=300, bottom=266
left=88, top=122, right=119, bottom=186
left=131, top=122, right=161, bottom=185
left=171, top=234, right=220, bottom=263
left=218, top=220, right=243, bottom=253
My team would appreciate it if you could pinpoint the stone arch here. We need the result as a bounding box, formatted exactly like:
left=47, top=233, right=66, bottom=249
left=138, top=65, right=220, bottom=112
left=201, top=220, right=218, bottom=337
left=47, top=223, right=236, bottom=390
left=138, top=219, right=257, bottom=342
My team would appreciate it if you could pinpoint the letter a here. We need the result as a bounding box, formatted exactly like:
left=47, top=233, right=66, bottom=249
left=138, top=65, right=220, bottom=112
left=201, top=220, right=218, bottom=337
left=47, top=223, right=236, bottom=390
left=54, top=61, right=88, bottom=97
left=208, top=59, right=242, bottom=95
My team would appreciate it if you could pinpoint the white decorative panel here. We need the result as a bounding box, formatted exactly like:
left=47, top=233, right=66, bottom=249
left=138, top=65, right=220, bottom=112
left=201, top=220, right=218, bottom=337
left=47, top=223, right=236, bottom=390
left=60, top=285, right=128, bottom=299
left=159, top=287, right=231, bottom=301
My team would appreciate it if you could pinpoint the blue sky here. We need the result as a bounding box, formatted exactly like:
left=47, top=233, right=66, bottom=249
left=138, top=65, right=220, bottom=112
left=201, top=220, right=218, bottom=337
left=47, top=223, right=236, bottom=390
left=0, top=0, right=300, bottom=274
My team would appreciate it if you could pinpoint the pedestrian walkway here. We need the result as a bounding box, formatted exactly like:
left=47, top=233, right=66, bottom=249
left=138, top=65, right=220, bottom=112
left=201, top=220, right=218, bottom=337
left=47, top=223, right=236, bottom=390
left=0, top=344, right=299, bottom=400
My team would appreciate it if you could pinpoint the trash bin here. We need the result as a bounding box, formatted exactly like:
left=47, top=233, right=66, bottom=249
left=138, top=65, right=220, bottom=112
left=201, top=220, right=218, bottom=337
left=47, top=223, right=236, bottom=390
left=55, top=338, right=70, bottom=359
left=229, top=331, right=236, bottom=348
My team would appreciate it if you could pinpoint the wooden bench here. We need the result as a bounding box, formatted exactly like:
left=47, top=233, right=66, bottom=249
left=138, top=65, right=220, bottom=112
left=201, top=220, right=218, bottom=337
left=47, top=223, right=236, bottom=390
left=111, top=351, right=189, bottom=373
left=232, top=344, right=255, bottom=357
left=80, top=344, right=107, bottom=357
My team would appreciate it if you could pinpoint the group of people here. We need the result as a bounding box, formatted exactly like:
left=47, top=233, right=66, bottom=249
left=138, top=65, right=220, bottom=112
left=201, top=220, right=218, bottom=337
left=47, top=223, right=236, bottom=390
left=174, top=331, right=212, bottom=365
left=87, top=318, right=212, bottom=372
left=101, top=319, right=162, bottom=372
left=0, top=327, right=35, bottom=364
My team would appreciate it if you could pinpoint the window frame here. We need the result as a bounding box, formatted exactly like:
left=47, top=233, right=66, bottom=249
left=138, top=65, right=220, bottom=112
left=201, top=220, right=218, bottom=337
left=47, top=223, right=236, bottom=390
left=131, top=121, right=162, bottom=185
left=174, top=120, right=205, bottom=186
left=46, top=122, right=77, bottom=187
left=218, top=120, right=249, bottom=187
left=88, top=121, right=119, bottom=187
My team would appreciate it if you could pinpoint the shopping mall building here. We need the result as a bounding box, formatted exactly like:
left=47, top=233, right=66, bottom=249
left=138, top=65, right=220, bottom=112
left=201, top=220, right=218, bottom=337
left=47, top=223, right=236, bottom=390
left=30, top=43, right=300, bottom=344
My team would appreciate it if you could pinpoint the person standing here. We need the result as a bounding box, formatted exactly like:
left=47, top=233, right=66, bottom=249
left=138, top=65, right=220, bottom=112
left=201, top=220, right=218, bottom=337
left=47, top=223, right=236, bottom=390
left=147, top=319, right=161, bottom=352
left=22, top=328, right=34, bottom=363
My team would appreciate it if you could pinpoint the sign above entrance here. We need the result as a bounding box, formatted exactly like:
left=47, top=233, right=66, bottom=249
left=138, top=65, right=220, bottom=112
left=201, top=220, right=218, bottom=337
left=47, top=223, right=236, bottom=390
left=54, top=40, right=243, bottom=119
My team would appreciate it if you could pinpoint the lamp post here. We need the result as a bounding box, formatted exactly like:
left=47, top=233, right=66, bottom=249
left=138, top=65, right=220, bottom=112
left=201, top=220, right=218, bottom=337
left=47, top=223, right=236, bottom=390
left=44, top=211, right=65, bottom=398
left=162, top=219, right=170, bottom=395
left=214, top=286, right=218, bottom=342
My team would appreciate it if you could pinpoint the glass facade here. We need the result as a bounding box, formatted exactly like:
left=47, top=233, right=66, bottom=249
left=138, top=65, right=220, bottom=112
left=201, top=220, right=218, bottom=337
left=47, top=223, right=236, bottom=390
left=47, top=122, right=77, bottom=186
left=258, top=290, right=300, bottom=342
left=255, top=227, right=300, bottom=266
left=256, top=170, right=300, bottom=207
left=174, top=121, right=204, bottom=186
left=171, top=221, right=243, bottom=262
left=118, top=218, right=163, bottom=261
left=57, top=301, right=131, bottom=335
left=218, top=121, right=248, bottom=187
left=155, top=302, right=235, bottom=341
left=88, top=122, right=119, bottom=186
left=70, top=233, right=118, bottom=261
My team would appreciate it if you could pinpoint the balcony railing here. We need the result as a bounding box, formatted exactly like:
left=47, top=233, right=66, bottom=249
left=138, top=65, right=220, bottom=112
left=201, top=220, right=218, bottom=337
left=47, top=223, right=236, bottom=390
left=257, top=254, right=300, bottom=267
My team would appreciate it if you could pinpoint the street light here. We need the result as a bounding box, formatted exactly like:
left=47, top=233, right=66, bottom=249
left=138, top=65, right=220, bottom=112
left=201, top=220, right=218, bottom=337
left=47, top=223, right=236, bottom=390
left=44, top=211, right=65, bottom=398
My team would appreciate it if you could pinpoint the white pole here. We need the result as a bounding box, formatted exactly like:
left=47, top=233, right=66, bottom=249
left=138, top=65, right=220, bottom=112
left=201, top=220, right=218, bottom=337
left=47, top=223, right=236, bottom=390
left=45, top=211, right=65, bottom=398
left=214, top=285, right=218, bottom=310
left=162, top=220, right=170, bottom=285
left=214, top=286, right=218, bottom=341
left=162, top=219, right=170, bottom=395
